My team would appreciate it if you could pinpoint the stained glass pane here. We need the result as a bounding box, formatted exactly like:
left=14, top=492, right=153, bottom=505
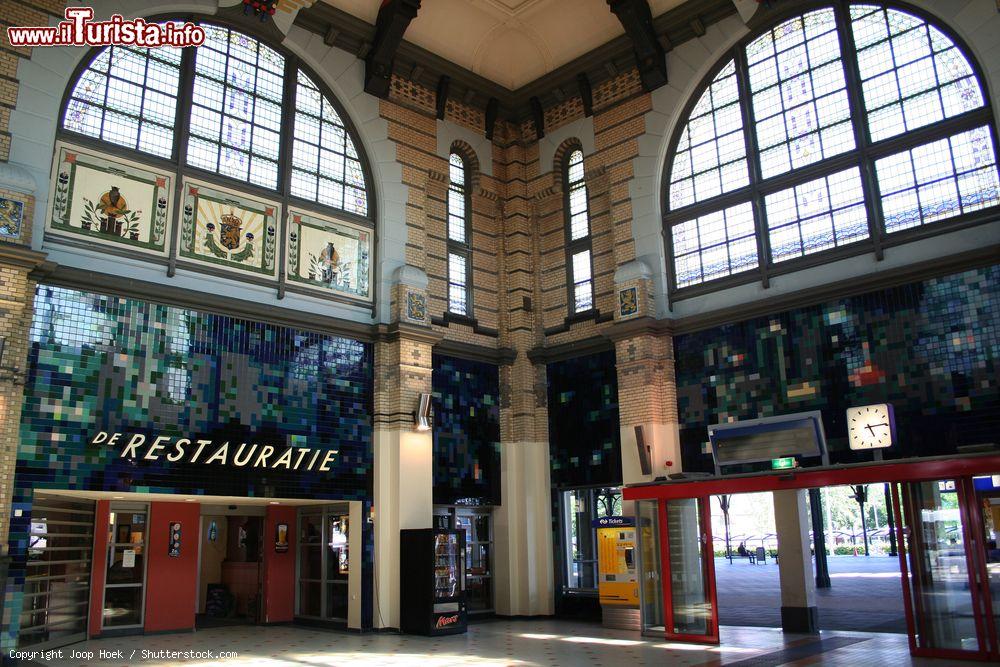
left=669, top=60, right=748, bottom=209
left=747, top=8, right=853, bottom=178
left=671, top=202, right=758, bottom=287
left=291, top=70, right=369, bottom=215
left=448, top=252, right=469, bottom=315
left=851, top=5, right=985, bottom=142
left=63, top=42, right=182, bottom=158
left=448, top=152, right=468, bottom=244
left=876, top=126, right=999, bottom=233
left=765, top=167, right=868, bottom=262
left=187, top=25, right=286, bottom=189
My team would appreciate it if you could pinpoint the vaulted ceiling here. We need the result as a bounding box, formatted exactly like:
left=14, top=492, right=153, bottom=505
left=321, top=0, right=687, bottom=90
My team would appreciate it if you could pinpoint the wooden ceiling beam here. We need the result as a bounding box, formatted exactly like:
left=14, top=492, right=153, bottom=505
left=607, top=0, right=668, bottom=92
left=364, top=0, right=422, bottom=98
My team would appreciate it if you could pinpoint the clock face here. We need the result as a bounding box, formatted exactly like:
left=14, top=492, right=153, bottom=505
left=847, top=404, right=894, bottom=450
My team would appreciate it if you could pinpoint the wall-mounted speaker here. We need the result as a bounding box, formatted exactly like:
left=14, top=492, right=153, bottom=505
left=635, top=425, right=652, bottom=476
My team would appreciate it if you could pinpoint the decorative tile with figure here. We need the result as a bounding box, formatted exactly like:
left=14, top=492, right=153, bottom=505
left=47, top=143, right=172, bottom=255
left=285, top=208, right=371, bottom=300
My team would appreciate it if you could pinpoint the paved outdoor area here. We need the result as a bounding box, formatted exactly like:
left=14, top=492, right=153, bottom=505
left=24, top=618, right=970, bottom=667
left=716, top=555, right=906, bottom=633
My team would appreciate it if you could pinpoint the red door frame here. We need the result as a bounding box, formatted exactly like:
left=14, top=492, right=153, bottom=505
left=658, top=497, right=719, bottom=644
left=625, top=455, right=1000, bottom=656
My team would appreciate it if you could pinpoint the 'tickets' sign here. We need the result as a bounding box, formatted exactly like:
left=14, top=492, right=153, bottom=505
left=90, top=431, right=338, bottom=473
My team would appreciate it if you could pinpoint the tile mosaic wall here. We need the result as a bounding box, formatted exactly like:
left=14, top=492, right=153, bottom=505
left=431, top=355, right=501, bottom=506
left=3, top=285, right=375, bottom=645
left=546, top=350, right=622, bottom=487
left=675, top=266, right=1000, bottom=472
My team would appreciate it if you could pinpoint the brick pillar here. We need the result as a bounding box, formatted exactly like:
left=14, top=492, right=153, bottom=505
left=609, top=260, right=681, bottom=495
left=372, top=266, right=439, bottom=629
left=493, top=126, right=554, bottom=617
left=0, top=175, right=45, bottom=553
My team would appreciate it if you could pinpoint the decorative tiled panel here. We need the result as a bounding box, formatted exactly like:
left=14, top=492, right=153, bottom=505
left=47, top=142, right=173, bottom=256
left=286, top=207, right=372, bottom=301
left=547, top=350, right=622, bottom=487
left=0, top=196, right=25, bottom=243
left=675, top=266, right=1000, bottom=472
left=431, top=355, right=501, bottom=506
left=178, top=178, right=279, bottom=277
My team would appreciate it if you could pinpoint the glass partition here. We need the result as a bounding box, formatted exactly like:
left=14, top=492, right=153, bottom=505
left=637, top=500, right=664, bottom=636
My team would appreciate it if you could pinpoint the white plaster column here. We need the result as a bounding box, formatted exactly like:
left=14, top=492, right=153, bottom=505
left=773, top=488, right=819, bottom=633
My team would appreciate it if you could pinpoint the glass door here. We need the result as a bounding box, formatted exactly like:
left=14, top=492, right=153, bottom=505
left=637, top=499, right=663, bottom=636
left=660, top=496, right=718, bottom=643
left=102, top=505, right=148, bottom=631
left=456, top=510, right=493, bottom=613
left=894, top=478, right=999, bottom=660
left=297, top=505, right=350, bottom=621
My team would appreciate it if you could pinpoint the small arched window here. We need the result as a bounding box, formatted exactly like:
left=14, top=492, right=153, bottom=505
left=61, top=21, right=371, bottom=221
left=447, top=151, right=471, bottom=315
left=564, top=148, right=594, bottom=313
left=665, top=3, right=999, bottom=295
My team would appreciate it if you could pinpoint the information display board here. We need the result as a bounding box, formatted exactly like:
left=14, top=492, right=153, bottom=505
left=592, top=517, right=638, bottom=606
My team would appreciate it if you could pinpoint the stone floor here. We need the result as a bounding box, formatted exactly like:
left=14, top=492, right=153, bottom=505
left=29, top=618, right=969, bottom=667
left=716, top=555, right=907, bottom=633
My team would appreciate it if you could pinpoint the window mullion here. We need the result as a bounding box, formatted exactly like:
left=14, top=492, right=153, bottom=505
left=276, top=56, right=299, bottom=299
left=835, top=0, right=885, bottom=261
left=734, top=45, right=772, bottom=288
left=173, top=38, right=197, bottom=168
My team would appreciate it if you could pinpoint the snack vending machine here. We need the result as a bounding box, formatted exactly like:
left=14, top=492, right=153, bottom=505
left=400, top=528, right=467, bottom=635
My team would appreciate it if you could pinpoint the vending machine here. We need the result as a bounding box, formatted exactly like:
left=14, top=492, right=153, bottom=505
left=400, top=528, right=467, bottom=635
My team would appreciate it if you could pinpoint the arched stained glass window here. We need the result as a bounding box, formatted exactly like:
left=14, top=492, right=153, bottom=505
left=564, top=148, right=594, bottom=312
left=60, top=21, right=371, bottom=222
left=664, top=2, right=999, bottom=295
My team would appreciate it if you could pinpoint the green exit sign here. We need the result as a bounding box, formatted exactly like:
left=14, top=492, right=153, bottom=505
left=771, top=457, right=797, bottom=470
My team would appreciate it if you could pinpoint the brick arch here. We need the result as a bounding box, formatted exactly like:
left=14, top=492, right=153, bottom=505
left=553, top=138, right=584, bottom=176
left=449, top=140, right=480, bottom=188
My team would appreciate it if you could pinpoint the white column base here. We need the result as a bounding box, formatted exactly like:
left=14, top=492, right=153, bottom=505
left=373, top=427, right=433, bottom=629
left=494, top=440, right=554, bottom=617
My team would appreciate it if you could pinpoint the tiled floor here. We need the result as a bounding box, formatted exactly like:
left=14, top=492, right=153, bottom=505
left=32, top=619, right=971, bottom=666
left=716, top=555, right=907, bottom=632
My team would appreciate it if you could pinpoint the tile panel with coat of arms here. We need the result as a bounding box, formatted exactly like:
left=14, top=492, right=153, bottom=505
left=178, top=178, right=280, bottom=278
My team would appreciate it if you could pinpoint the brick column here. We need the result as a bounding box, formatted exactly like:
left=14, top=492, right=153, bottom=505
left=371, top=266, right=439, bottom=629
left=609, top=260, right=681, bottom=495
left=0, top=170, right=45, bottom=553
left=493, top=127, right=554, bottom=617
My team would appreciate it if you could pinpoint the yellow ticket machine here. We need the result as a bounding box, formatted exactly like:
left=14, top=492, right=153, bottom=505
left=593, top=516, right=639, bottom=623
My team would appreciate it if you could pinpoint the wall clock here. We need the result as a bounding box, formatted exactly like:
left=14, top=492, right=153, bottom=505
left=847, top=403, right=895, bottom=450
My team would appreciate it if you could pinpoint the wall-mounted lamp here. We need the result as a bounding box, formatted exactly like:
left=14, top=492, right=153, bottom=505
left=413, top=393, right=433, bottom=432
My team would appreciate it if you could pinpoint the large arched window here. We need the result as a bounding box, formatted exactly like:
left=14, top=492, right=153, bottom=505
left=665, top=3, right=999, bottom=295
left=61, top=21, right=371, bottom=221
left=564, top=148, right=594, bottom=313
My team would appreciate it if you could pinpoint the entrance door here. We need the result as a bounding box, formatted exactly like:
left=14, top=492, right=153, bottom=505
left=660, top=497, right=718, bottom=643
left=102, top=505, right=148, bottom=632
left=894, top=478, right=1000, bottom=660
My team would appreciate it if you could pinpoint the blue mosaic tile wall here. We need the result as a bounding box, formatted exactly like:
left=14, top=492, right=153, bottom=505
left=431, top=355, right=501, bottom=506
left=547, top=350, right=622, bottom=487
left=675, top=266, right=1000, bottom=472
left=3, top=285, right=375, bottom=646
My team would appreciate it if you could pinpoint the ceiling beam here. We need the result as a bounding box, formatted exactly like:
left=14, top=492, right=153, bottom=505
left=364, top=0, right=422, bottom=98
left=607, top=0, right=668, bottom=92
left=294, top=0, right=736, bottom=126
